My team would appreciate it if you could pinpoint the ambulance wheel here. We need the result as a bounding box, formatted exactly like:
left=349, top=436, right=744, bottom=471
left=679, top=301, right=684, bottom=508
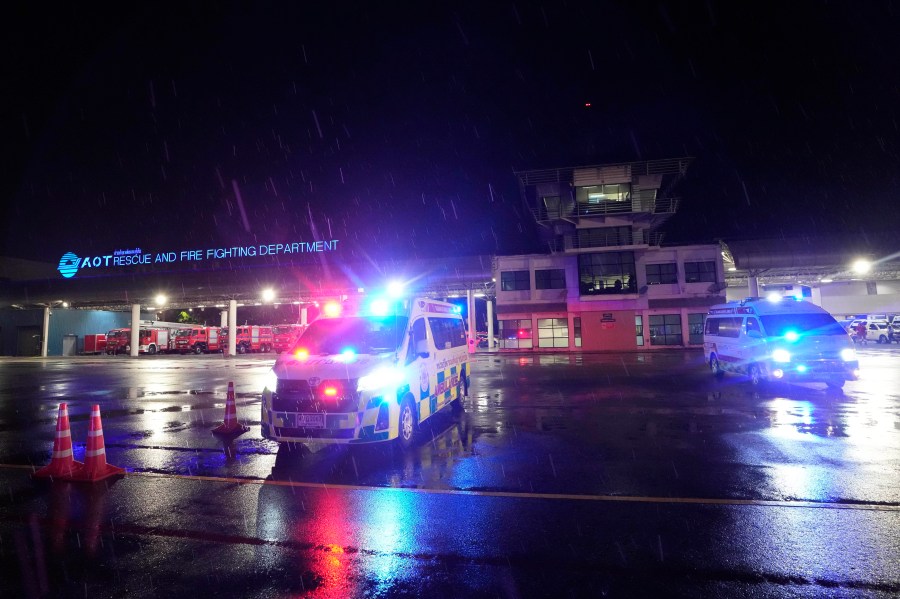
left=878, top=335, right=887, bottom=344
left=710, top=355, right=724, bottom=379
left=748, top=364, right=764, bottom=386
left=397, top=397, right=417, bottom=449
left=451, top=380, right=464, bottom=413
left=826, top=379, right=845, bottom=391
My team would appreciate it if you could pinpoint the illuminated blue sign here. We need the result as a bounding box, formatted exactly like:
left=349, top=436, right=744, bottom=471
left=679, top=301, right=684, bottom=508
left=57, top=252, right=81, bottom=278
left=58, top=239, right=340, bottom=279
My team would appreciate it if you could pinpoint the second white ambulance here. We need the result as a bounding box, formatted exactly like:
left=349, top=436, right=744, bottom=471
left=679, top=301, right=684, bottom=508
left=703, top=297, right=859, bottom=389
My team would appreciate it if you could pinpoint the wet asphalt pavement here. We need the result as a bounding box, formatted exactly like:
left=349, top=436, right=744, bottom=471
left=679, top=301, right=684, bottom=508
left=1, top=348, right=899, bottom=598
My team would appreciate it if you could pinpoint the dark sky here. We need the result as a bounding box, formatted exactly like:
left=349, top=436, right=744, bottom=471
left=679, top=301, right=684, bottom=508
left=4, top=2, right=899, bottom=264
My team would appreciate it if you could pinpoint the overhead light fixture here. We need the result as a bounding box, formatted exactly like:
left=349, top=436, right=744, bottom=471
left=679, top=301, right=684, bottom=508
left=852, top=259, right=872, bottom=274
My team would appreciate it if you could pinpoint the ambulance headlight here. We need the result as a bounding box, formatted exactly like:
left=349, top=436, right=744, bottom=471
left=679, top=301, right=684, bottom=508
left=357, top=366, right=404, bottom=392
left=263, top=369, right=279, bottom=393
left=840, top=348, right=857, bottom=362
left=772, top=349, right=791, bottom=363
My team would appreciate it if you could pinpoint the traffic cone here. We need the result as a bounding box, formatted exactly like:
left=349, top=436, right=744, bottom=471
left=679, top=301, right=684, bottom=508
left=63, top=405, right=125, bottom=482
left=33, top=403, right=84, bottom=479
left=212, top=381, right=249, bottom=436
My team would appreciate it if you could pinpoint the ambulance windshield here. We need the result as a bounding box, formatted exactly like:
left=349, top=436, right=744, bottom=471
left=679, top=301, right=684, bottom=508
left=760, top=314, right=846, bottom=337
left=297, top=316, right=409, bottom=355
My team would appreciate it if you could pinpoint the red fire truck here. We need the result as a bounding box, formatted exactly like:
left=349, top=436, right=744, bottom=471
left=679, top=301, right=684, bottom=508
left=83, top=333, right=107, bottom=354
left=105, top=326, right=171, bottom=355
left=173, top=326, right=224, bottom=354
left=106, top=328, right=129, bottom=354
left=138, top=328, right=171, bottom=354
left=272, top=323, right=307, bottom=354
left=221, top=325, right=274, bottom=353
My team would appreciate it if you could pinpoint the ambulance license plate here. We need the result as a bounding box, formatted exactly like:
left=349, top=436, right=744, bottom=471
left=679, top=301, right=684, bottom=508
left=297, top=413, right=325, bottom=428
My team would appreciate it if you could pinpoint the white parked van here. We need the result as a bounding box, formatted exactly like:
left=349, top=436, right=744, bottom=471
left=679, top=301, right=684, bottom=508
left=261, top=297, right=471, bottom=447
left=703, top=297, right=859, bottom=389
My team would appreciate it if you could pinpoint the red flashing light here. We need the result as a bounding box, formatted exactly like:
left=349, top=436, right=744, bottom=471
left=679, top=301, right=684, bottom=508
left=294, top=348, right=309, bottom=360
left=324, top=386, right=338, bottom=397
left=323, top=301, right=342, bottom=318
left=585, top=102, right=591, bottom=107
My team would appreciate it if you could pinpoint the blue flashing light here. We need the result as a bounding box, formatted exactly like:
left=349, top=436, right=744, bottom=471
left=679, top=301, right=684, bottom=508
left=796, top=364, right=808, bottom=373
left=369, top=298, right=390, bottom=317
left=387, top=281, right=405, bottom=299
left=784, top=331, right=800, bottom=342
left=338, top=348, right=357, bottom=362
left=452, top=305, right=462, bottom=314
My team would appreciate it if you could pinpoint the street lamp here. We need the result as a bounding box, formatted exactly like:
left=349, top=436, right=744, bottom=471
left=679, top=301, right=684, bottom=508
left=261, top=288, right=276, bottom=303
left=155, top=294, right=167, bottom=307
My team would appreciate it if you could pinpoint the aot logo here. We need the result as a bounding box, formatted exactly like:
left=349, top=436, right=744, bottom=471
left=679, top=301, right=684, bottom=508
left=57, top=252, right=81, bottom=278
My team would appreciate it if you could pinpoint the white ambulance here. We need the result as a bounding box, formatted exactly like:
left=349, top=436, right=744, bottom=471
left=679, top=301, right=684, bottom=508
left=703, top=297, right=859, bottom=389
left=261, top=296, right=471, bottom=447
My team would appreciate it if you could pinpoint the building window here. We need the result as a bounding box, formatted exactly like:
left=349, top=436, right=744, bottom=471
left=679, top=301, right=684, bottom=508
left=574, top=184, right=633, bottom=215
left=500, top=270, right=530, bottom=291
left=537, top=318, right=569, bottom=348
left=535, top=269, right=566, bottom=290
left=499, top=319, right=532, bottom=349
left=577, top=252, right=636, bottom=295
left=684, top=261, right=716, bottom=283
left=649, top=314, right=683, bottom=346
left=635, top=315, right=644, bottom=346
left=646, top=263, right=677, bottom=285
left=574, top=317, right=582, bottom=348
left=688, top=313, right=705, bottom=345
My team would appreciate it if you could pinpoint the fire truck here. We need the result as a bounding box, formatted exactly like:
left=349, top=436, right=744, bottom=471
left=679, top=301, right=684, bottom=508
left=105, top=326, right=173, bottom=355
left=138, top=327, right=171, bottom=354
left=173, top=326, right=224, bottom=354
left=221, top=325, right=274, bottom=353
left=272, top=323, right=307, bottom=354
left=105, top=328, right=130, bottom=355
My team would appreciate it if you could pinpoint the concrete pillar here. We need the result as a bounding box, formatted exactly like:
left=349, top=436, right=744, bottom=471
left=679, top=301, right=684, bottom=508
left=486, top=297, right=494, bottom=351
left=220, top=310, right=228, bottom=328
left=466, top=290, right=476, bottom=353
left=41, top=306, right=50, bottom=357
left=301, top=307, right=308, bottom=326
left=811, top=286, right=823, bottom=307
left=228, top=299, right=237, bottom=356
left=748, top=276, right=759, bottom=298
left=130, top=304, right=140, bottom=357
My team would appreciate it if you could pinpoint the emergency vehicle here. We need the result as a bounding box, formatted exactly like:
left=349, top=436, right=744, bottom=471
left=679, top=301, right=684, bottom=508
left=703, top=297, right=859, bottom=389
left=138, top=327, right=171, bottom=354
left=273, top=323, right=307, bottom=354
left=221, top=325, right=274, bottom=353
left=104, top=326, right=172, bottom=355
left=105, top=328, right=130, bottom=355
left=261, top=296, right=471, bottom=447
left=173, top=326, right=224, bottom=354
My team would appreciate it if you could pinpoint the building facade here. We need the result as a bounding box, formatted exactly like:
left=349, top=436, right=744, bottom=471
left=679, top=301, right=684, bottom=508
left=494, top=158, right=725, bottom=352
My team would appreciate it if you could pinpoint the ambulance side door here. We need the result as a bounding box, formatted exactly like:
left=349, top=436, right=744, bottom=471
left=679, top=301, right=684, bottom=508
left=404, top=318, right=433, bottom=422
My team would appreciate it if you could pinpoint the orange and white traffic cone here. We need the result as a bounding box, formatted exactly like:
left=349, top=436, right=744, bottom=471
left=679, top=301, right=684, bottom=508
left=63, top=405, right=125, bottom=482
left=34, top=403, right=84, bottom=479
left=212, top=381, right=249, bottom=436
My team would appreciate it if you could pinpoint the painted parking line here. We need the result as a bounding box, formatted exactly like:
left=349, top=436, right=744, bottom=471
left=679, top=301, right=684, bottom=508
left=4, top=463, right=899, bottom=512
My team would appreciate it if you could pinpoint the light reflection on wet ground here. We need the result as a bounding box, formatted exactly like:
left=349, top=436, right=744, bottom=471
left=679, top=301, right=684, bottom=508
left=0, top=349, right=898, bottom=596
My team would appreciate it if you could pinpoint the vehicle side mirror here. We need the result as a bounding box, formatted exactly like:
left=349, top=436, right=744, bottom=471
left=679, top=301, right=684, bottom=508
left=416, top=339, right=430, bottom=358
left=747, top=330, right=763, bottom=339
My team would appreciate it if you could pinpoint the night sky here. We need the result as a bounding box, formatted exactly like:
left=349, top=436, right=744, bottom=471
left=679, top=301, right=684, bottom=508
left=4, top=2, right=899, bottom=265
